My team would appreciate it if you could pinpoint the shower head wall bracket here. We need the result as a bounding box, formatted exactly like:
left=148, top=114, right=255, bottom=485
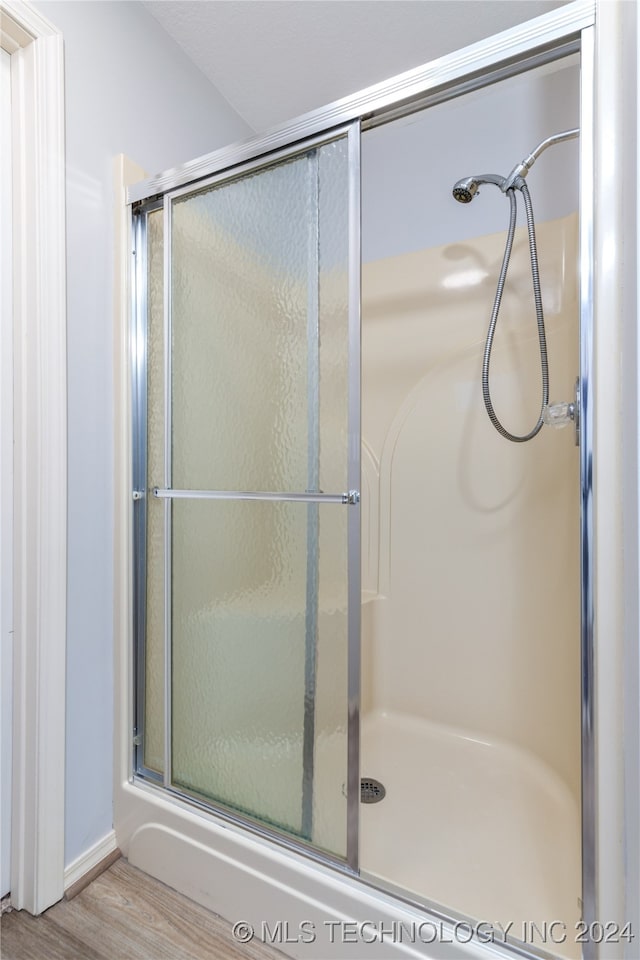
left=543, top=377, right=581, bottom=446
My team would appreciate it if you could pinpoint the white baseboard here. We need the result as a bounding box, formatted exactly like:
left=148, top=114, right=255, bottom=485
left=63, top=831, right=118, bottom=892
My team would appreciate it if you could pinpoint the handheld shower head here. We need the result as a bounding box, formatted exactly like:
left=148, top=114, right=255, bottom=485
left=452, top=177, right=479, bottom=203
left=452, top=173, right=507, bottom=203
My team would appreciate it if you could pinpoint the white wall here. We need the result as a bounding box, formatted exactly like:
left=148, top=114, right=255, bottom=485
left=34, top=0, right=251, bottom=868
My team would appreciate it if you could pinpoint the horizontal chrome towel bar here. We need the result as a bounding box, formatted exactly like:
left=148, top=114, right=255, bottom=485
left=150, top=488, right=360, bottom=505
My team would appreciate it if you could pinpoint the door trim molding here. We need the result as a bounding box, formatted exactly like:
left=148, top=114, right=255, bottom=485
left=1, top=0, right=67, bottom=914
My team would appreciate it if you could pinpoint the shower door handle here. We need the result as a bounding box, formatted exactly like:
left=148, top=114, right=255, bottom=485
left=152, top=487, right=361, bottom=503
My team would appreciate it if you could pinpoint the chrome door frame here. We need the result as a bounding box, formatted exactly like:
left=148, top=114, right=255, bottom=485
left=131, top=121, right=362, bottom=872
left=578, top=25, right=596, bottom=958
left=127, top=4, right=594, bottom=208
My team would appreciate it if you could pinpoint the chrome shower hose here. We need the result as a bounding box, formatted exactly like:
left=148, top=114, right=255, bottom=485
left=482, top=182, right=549, bottom=442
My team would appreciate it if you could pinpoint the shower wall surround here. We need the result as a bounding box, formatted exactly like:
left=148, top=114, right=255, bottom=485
left=357, top=60, right=581, bottom=934
left=361, top=212, right=580, bottom=800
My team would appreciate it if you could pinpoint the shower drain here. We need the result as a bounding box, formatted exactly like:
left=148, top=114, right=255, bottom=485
left=360, top=777, right=386, bottom=803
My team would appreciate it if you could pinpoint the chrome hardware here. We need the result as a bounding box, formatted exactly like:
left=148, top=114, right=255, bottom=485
left=502, top=127, right=579, bottom=192
left=152, top=487, right=362, bottom=504
left=153, top=488, right=347, bottom=504
left=543, top=401, right=575, bottom=426
left=132, top=490, right=144, bottom=501
left=543, top=377, right=580, bottom=445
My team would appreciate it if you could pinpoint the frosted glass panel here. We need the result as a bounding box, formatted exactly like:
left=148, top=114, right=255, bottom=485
left=144, top=208, right=164, bottom=774
left=140, top=132, right=355, bottom=860
left=171, top=499, right=348, bottom=855
left=170, top=139, right=349, bottom=492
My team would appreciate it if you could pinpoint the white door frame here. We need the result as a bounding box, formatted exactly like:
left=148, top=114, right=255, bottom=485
left=0, top=0, right=67, bottom=914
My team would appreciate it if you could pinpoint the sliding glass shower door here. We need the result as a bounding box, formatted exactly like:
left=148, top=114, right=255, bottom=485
left=133, top=125, right=361, bottom=865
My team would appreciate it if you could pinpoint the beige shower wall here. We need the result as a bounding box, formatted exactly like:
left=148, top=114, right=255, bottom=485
left=361, top=212, right=581, bottom=801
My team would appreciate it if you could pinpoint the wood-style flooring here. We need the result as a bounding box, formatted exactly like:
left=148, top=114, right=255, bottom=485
left=1, top=858, right=286, bottom=960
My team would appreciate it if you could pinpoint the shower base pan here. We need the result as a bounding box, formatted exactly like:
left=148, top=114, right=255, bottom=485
left=360, top=710, right=581, bottom=960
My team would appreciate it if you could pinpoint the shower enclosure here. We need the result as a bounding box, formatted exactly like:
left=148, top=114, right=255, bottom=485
left=118, top=4, right=603, bottom=959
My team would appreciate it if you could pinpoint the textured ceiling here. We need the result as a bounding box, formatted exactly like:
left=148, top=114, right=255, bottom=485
left=143, top=0, right=569, bottom=133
